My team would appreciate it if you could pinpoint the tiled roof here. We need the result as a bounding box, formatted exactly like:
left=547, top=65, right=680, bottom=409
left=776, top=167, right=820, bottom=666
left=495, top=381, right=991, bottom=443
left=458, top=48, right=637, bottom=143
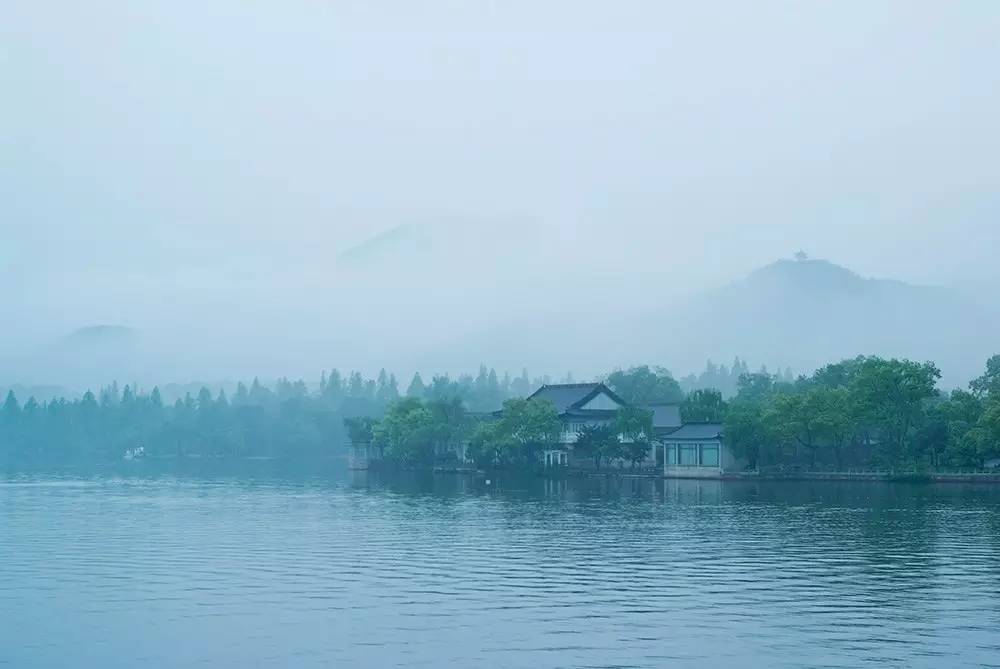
left=661, top=422, right=724, bottom=441
left=526, top=383, right=625, bottom=414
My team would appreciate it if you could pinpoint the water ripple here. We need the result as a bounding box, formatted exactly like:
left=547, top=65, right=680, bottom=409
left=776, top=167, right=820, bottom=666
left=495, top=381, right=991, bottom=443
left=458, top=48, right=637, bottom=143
left=2, top=472, right=1000, bottom=668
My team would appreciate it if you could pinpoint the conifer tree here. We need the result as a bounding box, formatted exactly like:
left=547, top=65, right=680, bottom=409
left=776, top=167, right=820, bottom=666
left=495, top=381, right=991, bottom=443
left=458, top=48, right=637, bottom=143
left=407, top=372, right=426, bottom=398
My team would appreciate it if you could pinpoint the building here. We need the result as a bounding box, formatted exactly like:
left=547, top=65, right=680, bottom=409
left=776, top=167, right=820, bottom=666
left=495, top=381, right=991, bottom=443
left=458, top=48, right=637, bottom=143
left=524, top=383, right=681, bottom=468
left=526, top=383, right=627, bottom=444
left=660, top=422, right=745, bottom=477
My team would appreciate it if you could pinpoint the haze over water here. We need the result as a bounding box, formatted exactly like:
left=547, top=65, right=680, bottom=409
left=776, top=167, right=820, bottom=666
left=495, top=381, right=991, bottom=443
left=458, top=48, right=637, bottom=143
left=3, top=468, right=999, bottom=668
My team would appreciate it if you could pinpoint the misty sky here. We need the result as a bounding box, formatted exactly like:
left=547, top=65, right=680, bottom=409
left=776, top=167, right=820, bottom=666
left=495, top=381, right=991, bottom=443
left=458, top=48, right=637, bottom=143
left=3, top=1, right=999, bottom=384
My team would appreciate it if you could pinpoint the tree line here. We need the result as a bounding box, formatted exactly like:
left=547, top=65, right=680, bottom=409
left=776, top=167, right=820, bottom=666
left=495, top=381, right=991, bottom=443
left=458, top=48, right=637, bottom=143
left=0, top=366, right=570, bottom=463
left=349, top=357, right=1000, bottom=473
left=349, top=394, right=656, bottom=470
left=4, top=357, right=999, bottom=471
left=718, top=355, right=1000, bottom=471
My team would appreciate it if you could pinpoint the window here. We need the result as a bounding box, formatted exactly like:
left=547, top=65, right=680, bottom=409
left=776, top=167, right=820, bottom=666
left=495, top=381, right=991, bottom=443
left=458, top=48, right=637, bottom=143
left=678, top=444, right=698, bottom=466
left=699, top=444, right=720, bottom=467
left=665, top=445, right=677, bottom=465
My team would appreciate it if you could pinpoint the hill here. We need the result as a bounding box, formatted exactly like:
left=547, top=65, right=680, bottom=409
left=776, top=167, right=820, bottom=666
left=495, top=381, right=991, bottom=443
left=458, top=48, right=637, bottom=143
left=660, top=258, right=999, bottom=388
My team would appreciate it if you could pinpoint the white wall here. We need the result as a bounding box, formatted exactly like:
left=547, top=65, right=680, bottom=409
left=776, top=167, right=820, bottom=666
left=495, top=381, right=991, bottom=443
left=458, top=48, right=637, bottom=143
left=579, top=391, right=622, bottom=411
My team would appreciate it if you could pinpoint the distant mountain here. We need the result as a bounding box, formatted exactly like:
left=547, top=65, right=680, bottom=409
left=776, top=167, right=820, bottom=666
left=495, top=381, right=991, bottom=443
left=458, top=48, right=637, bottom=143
left=60, top=325, right=140, bottom=347
left=20, top=325, right=148, bottom=390
left=338, top=224, right=431, bottom=265
left=660, top=258, right=999, bottom=388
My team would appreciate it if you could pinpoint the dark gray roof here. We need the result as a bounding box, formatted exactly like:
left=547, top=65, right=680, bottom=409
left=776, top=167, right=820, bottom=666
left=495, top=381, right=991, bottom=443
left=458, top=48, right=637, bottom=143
left=526, top=383, right=626, bottom=414
left=641, top=403, right=682, bottom=430
left=662, top=422, right=724, bottom=441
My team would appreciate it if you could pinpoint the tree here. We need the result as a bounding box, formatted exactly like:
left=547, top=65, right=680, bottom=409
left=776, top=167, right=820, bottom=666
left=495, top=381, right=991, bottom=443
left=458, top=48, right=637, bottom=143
left=613, top=405, right=654, bottom=468
left=574, top=424, right=621, bottom=470
left=150, top=386, right=164, bottom=409
left=768, top=390, right=830, bottom=468
left=324, top=369, right=344, bottom=403
left=344, top=416, right=376, bottom=444
left=970, top=355, right=1000, bottom=399
left=606, top=366, right=683, bottom=404
left=2, top=390, right=20, bottom=420
left=495, top=398, right=561, bottom=463
left=510, top=369, right=532, bottom=397
left=736, top=372, right=776, bottom=403
left=197, top=387, right=214, bottom=412
left=682, top=389, right=727, bottom=422
left=724, top=401, right=772, bottom=469
left=850, top=357, right=940, bottom=466
left=373, top=398, right=435, bottom=464
left=424, top=397, right=470, bottom=461
left=467, top=420, right=509, bottom=466
left=406, top=372, right=426, bottom=398
left=249, top=378, right=269, bottom=404
left=615, top=405, right=652, bottom=441
left=375, top=369, right=398, bottom=405
left=817, top=387, right=853, bottom=469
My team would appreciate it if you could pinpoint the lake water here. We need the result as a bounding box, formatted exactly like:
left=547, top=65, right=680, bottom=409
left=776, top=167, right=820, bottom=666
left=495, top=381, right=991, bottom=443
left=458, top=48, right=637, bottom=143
left=2, top=466, right=1000, bottom=668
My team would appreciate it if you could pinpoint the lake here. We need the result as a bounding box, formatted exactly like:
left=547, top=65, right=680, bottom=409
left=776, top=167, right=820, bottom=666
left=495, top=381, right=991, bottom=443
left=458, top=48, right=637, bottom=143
left=2, top=465, right=1000, bottom=668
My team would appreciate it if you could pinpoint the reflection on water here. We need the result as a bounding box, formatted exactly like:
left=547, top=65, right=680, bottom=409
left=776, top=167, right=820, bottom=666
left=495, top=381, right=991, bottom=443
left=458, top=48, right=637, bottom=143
left=2, top=466, right=1000, bottom=668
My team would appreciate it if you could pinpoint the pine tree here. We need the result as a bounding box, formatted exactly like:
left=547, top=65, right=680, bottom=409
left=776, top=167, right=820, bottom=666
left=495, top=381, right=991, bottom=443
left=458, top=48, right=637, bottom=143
left=3, top=390, right=20, bottom=419
left=150, top=387, right=164, bottom=409
left=325, top=369, right=343, bottom=399
left=511, top=369, right=531, bottom=397
left=376, top=369, right=391, bottom=404
left=347, top=372, right=365, bottom=398
left=197, top=387, right=213, bottom=412
left=234, top=382, right=249, bottom=406
left=407, top=372, right=426, bottom=398
left=249, top=378, right=268, bottom=404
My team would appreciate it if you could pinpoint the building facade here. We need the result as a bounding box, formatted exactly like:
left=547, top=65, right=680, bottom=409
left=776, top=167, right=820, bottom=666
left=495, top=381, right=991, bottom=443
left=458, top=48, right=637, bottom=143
left=660, top=423, right=745, bottom=477
left=524, top=383, right=682, bottom=468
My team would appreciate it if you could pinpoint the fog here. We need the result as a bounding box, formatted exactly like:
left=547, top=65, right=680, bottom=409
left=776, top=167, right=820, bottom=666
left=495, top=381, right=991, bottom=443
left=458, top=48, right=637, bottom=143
left=3, top=1, right=999, bottom=389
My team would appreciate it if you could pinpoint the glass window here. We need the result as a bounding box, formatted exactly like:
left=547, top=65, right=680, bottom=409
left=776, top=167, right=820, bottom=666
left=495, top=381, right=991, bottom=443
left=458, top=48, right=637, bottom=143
left=666, top=445, right=676, bottom=465
left=700, top=444, right=720, bottom=467
left=679, top=444, right=698, bottom=466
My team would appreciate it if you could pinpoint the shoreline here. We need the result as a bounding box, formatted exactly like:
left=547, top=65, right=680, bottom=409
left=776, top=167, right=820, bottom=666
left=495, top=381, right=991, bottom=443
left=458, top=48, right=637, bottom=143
left=5, top=456, right=1000, bottom=484
left=424, top=465, right=1000, bottom=484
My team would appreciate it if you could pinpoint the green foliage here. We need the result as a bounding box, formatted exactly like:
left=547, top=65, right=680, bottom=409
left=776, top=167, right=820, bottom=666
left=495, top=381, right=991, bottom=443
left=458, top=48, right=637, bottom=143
left=373, top=398, right=436, bottom=464
left=615, top=405, right=652, bottom=440
left=723, top=401, right=772, bottom=469
left=605, top=366, right=683, bottom=404
left=970, top=355, right=1000, bottom=399
left=495, top=398, right=561, bottom=461
left=344, top=416, right=376, bottom=444
left=722, top=356, right=979, bottom=471
left=369, top=396, right=473, bottom=465
left=573, top=423, right=622, bottom=470
left=5, top=356, right=1000, bottom=472
left=682, top=389, right=727, bottom=422
left=848, top=357, right=940, bottom=465
left=614, top=405, right=654, bottom=468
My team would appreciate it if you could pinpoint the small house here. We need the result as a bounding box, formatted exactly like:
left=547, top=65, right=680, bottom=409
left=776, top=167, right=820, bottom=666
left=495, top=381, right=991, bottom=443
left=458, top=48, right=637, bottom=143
left=660, top=422, right=744, bottom=477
